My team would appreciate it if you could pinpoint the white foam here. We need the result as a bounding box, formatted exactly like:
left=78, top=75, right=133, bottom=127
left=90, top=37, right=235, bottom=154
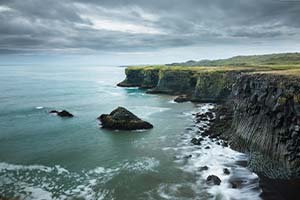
left=35, top=106, right=44, bottom=109
left=155, top=103, right=261, bottom=200
left=122, top=157, right=160, bottom=172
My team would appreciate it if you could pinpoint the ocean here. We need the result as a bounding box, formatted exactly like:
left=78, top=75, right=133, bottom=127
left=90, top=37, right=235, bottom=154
left=0, top=65, right=261, bottom=200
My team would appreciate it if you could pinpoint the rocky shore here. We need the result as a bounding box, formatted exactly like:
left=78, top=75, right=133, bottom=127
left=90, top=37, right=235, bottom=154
left=118, top=65, right=300, bottom=199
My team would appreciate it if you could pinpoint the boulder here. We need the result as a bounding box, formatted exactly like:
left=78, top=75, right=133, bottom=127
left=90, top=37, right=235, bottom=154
left=199, top=166, right=209, bottom=171
left=223, top=168, right=230, bottom=175
left=174, top=95, right=190, bottom=103
left=206, top=175, right=222, bottom=186
left=49, top=110, right=74, bottom=117
left=191, top=138, right=201, bottom=145
left=98, top=107, right=153, bottom=130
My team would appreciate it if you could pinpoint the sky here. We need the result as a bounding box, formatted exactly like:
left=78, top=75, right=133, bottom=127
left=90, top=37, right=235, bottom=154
left=0, top=0, right=300, bottom=65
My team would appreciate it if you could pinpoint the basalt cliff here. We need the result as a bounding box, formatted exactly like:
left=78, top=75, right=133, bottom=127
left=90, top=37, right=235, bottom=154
left=118, top=65, right=300, bottom=179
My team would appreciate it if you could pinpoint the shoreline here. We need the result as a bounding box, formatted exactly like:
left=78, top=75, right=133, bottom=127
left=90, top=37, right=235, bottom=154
left=192, top=103, right=300, bottom=200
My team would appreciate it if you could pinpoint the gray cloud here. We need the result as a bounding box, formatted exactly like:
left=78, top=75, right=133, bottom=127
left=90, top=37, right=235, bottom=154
left=0, top=0, right=299, bottom=55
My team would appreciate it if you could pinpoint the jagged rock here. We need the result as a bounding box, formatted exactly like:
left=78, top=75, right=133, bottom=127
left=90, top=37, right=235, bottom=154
left=222, top=141, right=229, bottom=147
left=49, top=110, right=74, bottom=117
left=191, top=138, right=201, bottom=145
left=98, top=107, right=153, bottom=130
left=174, top=95, right=190, bottom=103
left=206, top=175, right=221, bottom=185
left=184, top=155, right=192, bottom=159
left=199, top=166, right=209, bottom=171
left=223, top=168, right=230, bottom=175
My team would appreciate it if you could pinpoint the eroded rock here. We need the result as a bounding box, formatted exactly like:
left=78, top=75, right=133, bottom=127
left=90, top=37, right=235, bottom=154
left=49, top=110, right=74, bottom=117
left=98, top=107, right=153, bottom=130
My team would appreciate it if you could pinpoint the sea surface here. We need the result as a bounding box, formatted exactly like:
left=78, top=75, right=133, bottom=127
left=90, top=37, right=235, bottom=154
left=0, top=65, right=261, bottom=200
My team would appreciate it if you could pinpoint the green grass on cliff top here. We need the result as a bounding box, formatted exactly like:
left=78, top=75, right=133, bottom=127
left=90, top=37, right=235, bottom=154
left=127, top=53, right=300, bottom=76
left=127, top=64, right=300, bottom=74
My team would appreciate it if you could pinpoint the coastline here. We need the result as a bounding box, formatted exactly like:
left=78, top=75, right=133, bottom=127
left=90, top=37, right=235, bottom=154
left=117, top=65, right=300, bottom=199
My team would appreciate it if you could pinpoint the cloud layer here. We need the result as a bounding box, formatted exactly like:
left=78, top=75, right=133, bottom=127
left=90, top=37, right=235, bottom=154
left=0, top=0, right=300, bottom=56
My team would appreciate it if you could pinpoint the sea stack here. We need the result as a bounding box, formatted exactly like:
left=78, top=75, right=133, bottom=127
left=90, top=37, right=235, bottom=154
left=98, top=106, right=153, bottom=130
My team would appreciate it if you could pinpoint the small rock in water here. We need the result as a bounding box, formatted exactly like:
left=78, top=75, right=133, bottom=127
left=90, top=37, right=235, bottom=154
left=229, top=179, right=244, bottom=189
left=223, top=168, right=230, bottom=175
left=191, top=138, right=201, bottom=145
left=58, top=110, right=74, bottom=117
left=199, top=166, right=209, bottom=171
left=49, top=110, right=74, bottom=117
left=206, top=175, right=221, bottom=185
left=222, top=141, right=229, bottom=147
left=174, top=95, right=190, bottom=103
left=184, top=155, right=192, bottom=159
left=205, top=146, right=211, bottom=149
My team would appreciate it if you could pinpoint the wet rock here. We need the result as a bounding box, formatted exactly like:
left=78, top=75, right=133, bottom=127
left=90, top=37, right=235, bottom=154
left=207, top=112, right=214, bottom=119
left=191, top=138, right=201, bottom=145
left=184, top=155, right=192, bottom=159
left=174, top=95, right=190, bottom=103
left=223, top=168, right=230, bottom=175
left=199, top=166, right=209, bottom=171
left=222, top=141, right=229, bottom=147
left=98, top=107, right=153, bottom=130
left=206, top=175, right=221, bottom=185
left=205, top=146, right=211, bottom=149
left=49, top=110, right=74, bottom=117
left=229, top=179, right=244, bottom=189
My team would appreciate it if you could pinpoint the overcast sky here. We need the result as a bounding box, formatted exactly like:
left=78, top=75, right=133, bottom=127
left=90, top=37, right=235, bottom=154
left=0, top=0, right=300, bottom=65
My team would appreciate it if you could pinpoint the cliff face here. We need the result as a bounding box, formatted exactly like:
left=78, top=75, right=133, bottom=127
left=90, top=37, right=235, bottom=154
left=193, top=72, right=237, bottom=102
left=117, top=68, right=159, bottom=88
left=118, top=67, right=237, bottom=101
left=225, top=74, right=300, bottom=178
left=118, top=67, right=300, bottom=178
left=151, top=69, right=197, bottom=94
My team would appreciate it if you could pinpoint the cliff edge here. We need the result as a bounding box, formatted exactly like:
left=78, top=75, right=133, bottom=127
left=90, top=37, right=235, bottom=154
left=117, top=65, right=300, bottom=179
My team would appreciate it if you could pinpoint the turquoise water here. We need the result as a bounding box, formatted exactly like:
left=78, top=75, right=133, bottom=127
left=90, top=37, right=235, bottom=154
left=0, top=65, right=261, bottom=200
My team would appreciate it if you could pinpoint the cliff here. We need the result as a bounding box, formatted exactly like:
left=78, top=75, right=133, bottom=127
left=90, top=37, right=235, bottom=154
left=224, top=73, right=300, bottom=178
left=118, top=65, right=300, bottom=179
left=118, top=66, right=260, bottom=101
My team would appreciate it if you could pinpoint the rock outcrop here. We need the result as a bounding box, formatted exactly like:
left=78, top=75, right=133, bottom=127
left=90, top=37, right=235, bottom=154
left=206, top=175, right=222, bottom=185
left=118, top=66, right=300, bottom=179
left=174, top=95, right=191, bottom=103
left=225, top=74, right=300, bottom=179
left=49, top=110, right=74, bottom=117
left=98, top=107, right=153, bottom=130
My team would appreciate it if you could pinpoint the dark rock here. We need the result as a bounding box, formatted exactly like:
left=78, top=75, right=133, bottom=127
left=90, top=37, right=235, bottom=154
left=199, top=166, right=209, bottom=171
left=223, top=168, right=230, bottom=175
left=205, top=146, right=211, bottom=149
left=191, top=138, right=201, bottom=145
left=229, top=179, right=244, bottom=189
left=216, top=142, right=221, bottom=145
left=222, top=141, right=229, bottom=147
left=98, top=107, right=153, bottom=130
left=49, top=110, right=74, bottom=117
left=174, top=95, right=190, bottom=103
left=207, top=112, right=214, bottom=119
left=184, top=155, right=192, bottom=159
left=57, top=110, right=74, bottom=117
left=206, top=175, right=221, bottom=185
left=49, top=110, right=58, bottom=114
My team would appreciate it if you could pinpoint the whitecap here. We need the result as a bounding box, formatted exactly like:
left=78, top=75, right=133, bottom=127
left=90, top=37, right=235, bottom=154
left=35, top=106, right=44, bottom=110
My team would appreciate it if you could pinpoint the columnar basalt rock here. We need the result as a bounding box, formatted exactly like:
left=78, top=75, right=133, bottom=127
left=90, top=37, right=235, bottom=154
left=225, top=74, right=300, bottom=178
left=118, top=67, right=300, bottom=178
